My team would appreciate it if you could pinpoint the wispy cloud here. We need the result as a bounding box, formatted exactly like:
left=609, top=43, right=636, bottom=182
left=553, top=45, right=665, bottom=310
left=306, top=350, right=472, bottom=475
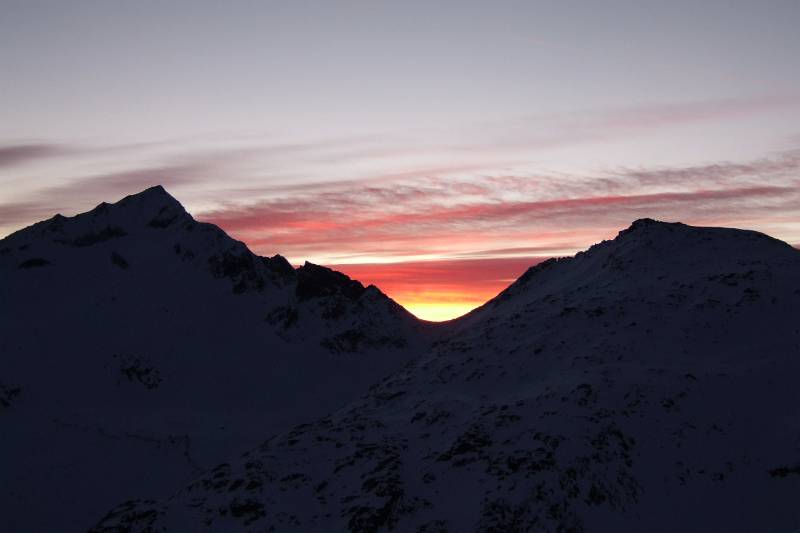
left=192, top=148, right=800, bottom=264
left=2, top=93, right=799, bottom=248
left=2, top=129, right=799, bottom=321
left=0, top=143, right=67, bottom=168
left=444, top=93, right=800, bottom=153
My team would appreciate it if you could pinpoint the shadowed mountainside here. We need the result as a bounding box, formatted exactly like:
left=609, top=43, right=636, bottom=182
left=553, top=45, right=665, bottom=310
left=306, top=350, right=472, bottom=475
left=88, top=210, right=800, bottom=532
left=2, top=187, right=799, bottom=532
left=0, top=186, right=435, bottom=531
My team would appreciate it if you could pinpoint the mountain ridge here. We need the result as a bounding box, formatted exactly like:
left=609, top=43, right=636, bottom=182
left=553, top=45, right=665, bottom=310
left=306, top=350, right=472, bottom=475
left=456, top=215, right=798, bottom=329
left=72, top=193, right=799, bottom=532
left=3, top=187, right=800, bottom=532
left=2, top=185, right=417, bottom=321
left=0, top=186, right=429, bottom=531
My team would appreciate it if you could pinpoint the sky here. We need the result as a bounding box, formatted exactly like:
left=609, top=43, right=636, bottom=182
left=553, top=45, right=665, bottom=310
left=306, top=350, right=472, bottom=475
left=1, top=0, right=799, bottom=320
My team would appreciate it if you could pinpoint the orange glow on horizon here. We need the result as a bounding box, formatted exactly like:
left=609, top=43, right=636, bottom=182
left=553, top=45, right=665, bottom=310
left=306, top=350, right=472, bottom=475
left=387, top=288, right=496, bottom=321
left=403, top=301, right=482, bottom=322
left=332, top=257, right=546, bottom=321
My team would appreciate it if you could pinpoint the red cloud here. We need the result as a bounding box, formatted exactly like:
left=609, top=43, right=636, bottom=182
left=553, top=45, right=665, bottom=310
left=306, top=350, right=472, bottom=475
left=332, top=257, right=549, bottom=320
left=200, top=182, right=799, bottom=260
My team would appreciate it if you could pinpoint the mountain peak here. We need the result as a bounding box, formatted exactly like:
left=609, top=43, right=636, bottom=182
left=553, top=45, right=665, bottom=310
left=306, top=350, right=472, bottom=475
left=630, top=217, right=665, bottom=226
left=0, top=185, right=191, bottom=248
left=116, top=184, right=184, bottom=210
left=140, top=184, right=168, bottom=195
left=617, top=217, right=684, bottom=237
left=102, top=184, right=190, bottom=229
left=474, top=218, right=799, bottom=318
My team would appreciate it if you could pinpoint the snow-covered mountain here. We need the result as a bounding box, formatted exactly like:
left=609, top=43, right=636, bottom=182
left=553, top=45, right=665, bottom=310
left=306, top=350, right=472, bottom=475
left=0, top=186, right=430, bottom=531
left=91, top=218, right=800, bottom=532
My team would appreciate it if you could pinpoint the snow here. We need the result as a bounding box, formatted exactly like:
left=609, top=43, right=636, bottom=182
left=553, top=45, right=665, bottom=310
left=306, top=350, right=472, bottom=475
left=3, top=189, right=800, bottom=532
left=0, top=186, right=427, bottom=531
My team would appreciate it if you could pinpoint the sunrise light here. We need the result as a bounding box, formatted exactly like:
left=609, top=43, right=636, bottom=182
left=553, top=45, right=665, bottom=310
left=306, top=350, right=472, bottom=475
left=401, top=301, right=482, bottom=322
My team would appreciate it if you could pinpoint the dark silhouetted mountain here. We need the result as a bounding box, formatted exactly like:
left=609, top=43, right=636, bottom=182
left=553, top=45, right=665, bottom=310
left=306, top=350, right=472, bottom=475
left=90, top=216, right=800, bottom=532
left=0, top=186, right=428, bottom=531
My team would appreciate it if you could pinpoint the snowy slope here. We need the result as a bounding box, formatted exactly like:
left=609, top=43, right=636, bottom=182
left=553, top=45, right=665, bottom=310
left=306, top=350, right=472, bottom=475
left=92, top=218, right=800, bottom=532
left=0, top=186, right=431, bottom=531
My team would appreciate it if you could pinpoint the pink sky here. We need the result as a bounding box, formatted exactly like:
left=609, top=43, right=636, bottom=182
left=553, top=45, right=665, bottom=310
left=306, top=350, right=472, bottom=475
left=2, top=2, right=799, bottom=319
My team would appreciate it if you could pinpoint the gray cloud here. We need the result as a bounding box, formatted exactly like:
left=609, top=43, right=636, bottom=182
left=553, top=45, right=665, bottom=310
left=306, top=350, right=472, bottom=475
left=0, top=144, right=66, bottom=168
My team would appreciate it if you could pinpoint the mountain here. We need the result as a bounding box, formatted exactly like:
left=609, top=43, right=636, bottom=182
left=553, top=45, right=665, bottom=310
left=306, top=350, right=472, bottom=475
left=0, top=186, right=431, bottom=531
left=92, top=218, right=800, bottom=532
